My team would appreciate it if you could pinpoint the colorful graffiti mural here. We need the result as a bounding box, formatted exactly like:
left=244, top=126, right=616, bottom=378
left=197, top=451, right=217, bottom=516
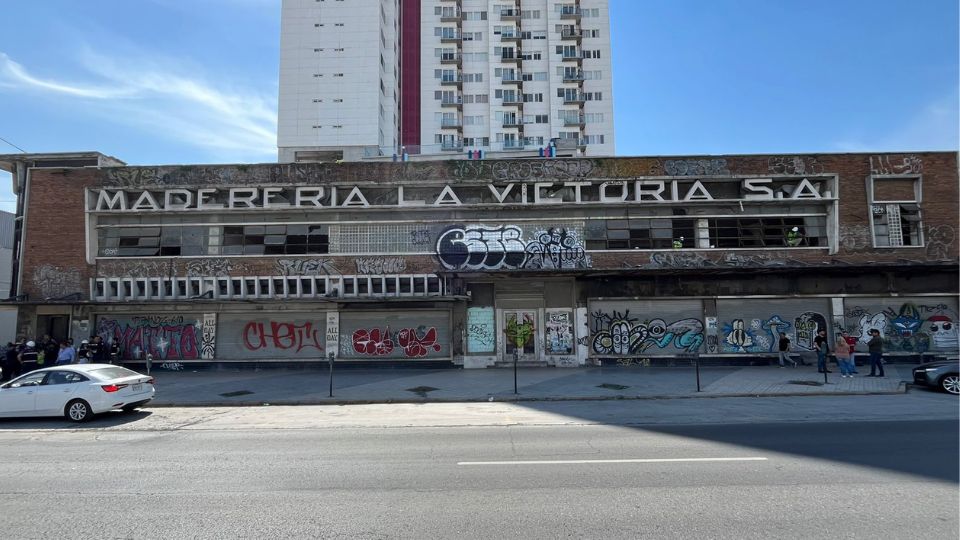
left=545, top=311, right=574, bottom=355
left=845, top=301, right=959, bottom=353
left=97, top=315, right=201, bottom=361
left=590, top=310, right=704, bottom=355
left=504, top=313, right=536, bottom=351
left=352, top=327, right=442, bottom=358
left=720, top=313, right=825, bottom=353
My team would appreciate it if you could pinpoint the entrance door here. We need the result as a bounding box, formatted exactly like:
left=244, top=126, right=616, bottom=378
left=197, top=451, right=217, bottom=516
left=36, top=315, right=70, bottom=341
left=502, top=310, right=538, bottom=362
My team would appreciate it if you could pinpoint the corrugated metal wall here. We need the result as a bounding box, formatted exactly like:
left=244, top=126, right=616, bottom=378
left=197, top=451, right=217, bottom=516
left=338, top=310, right=451, bottom=360
left=588, top=299, right=704, bottom=356
left=217, top=313, right=327, bottom=360
left=716, top=299, right=831, bottom=353
left=841, top=296, right=959, bottom=354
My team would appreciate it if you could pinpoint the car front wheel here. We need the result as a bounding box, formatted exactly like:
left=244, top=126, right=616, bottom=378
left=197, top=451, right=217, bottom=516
left=65, top=399, right=93, bottom=422
left=939, top=374, right=960, bottom=395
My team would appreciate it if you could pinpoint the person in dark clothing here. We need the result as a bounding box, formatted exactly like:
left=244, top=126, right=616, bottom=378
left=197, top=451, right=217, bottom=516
left=42, top=336, right=59, bottom=369
left=777, top=333, right=797, bottom=367
left=89, top=336, right=107, bottom=363
left=109, top=341, right=122, bottom=364
left=19, top=341, right=39, bottom=373
left=866, top=329, right=885, bottom=377
left=77, top=340, right=90, bottom=363
left=1, top=342, right=19, bottom=381
left=814, top=330, right=831, bottom=373
left=85, top=337, right=101, bottom=363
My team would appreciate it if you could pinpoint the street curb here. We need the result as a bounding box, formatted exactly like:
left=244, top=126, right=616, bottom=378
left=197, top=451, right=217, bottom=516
left=146, top=385, right=909, bottom=408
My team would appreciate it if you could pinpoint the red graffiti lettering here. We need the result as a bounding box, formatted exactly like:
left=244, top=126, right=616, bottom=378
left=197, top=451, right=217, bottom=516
left=242, top=321, right=324, bottom=353
left=396, top=327, right=442, bottom=357
left=352, top=327, right=442, bottom=358
left=352, top=328, right=394, bottom=356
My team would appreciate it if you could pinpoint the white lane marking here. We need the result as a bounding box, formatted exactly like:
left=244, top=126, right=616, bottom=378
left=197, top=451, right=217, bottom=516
left=457, top=457, right=768, bottom=466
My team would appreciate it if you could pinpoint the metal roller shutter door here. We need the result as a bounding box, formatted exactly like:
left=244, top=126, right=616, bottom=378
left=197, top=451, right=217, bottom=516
left=587, top=299, right=705, bottom=356
left=841, top=296, right=959, bottom=354
left=339, top=310, right=451, bottom=360
left=94, top=313, right=205, bottom=361
left=217, top=313, right=327, bottom=360
left=715, top=298, right=830, bottom=353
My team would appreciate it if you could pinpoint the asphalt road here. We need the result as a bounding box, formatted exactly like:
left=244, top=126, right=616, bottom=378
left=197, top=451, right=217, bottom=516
left=0, top=394, right=957, bottom=539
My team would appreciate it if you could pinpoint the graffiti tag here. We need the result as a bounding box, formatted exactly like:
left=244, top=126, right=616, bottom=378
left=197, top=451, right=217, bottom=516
left=242, top=321, right=324, bottom=353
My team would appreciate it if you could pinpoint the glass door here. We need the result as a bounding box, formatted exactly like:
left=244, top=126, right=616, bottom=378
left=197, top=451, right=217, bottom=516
left=503, top=310, right=537, bottom=362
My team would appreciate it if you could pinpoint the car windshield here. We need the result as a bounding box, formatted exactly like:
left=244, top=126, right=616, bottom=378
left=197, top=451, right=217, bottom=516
left=87, top=366, right=142, bottom=381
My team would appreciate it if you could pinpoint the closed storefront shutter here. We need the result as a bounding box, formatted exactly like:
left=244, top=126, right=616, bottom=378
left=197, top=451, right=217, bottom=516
left=841, top=296, right=959, bottom=354
left=339, top=310, right=451, bottom=360
left=587, top=299, right=704, bottom=357
left=715, top=299, right=830, bottom=353
left=217, top=313, right=327, bottom=360
left=95, top=314, right=204, bottom=361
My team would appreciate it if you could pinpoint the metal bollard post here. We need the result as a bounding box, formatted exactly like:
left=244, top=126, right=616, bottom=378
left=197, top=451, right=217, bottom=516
left=328, top=351, right=335, bottom=398
left=695, top=354, right=701, bottom=392
left=513, top=348, right=519, bottom=395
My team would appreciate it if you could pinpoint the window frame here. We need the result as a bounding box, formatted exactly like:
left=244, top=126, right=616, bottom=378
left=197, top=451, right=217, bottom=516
left=866, top=174, right=924, bottom=249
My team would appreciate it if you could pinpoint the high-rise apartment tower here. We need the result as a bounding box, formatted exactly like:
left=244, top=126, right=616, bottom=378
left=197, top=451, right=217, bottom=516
left=278, top=0, right=614, bottom=161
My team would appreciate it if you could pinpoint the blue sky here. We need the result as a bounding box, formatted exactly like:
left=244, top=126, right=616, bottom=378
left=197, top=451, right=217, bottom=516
left=0, top=0, right=957, bottom=212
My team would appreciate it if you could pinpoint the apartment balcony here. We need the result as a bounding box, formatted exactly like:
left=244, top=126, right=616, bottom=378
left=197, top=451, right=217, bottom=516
left=501, top=74, right=524, bottom=85
left=560, top=53, right=583, bottom=65
left=560, top=28, right=583, bottom=42
left=501, top=117, right=524, bottom=128
left=499, top=8, right=520, bottom=21
left=562, top=94, right=586, bottom=104
left=563, top=115, right=586, bottom=127
left=440, top=96, right=463, bottom=109
left=562, top=71, right=585, bottom=83
left=439, top=10, right=461, bottom=23
left=500, top=31, right=521, bottom=43
left=500, top=53, right=522, bottom=65
left=560, top=6, right=582, bottom=20
left=441, top=140, right=464, bottom=151
left=440, top=75, right=463, bottom=86
left=440, top=52, right=462, bottom=65
left=501, top=141, right=526, bottom=151
left=440, top=32, right=462, bottom=43
left=501, top=96, right=524, bottom=106
left=440, top=118, right=463, bottom=129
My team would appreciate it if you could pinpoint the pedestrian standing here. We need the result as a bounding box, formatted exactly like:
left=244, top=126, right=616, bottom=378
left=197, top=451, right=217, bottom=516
left=56, top=341, right=77, bottom=365
left=777, top=332, right=797, bottom=367
left=77, top=340, right=90, bottom=363
left=842, top=331, right=859, bottom=374
left=867, top=329, right=885, bottom=377
left=814, top=329, right=831, bottom=373
left=43, top=336, right=59, bottom=368
left=1, top=342, right=19, bottom=381
left=89, top=336, right=107, bottom=363
left=19, top=341, right=39, bottom=373
left=109, top=341, right=122, bottom=364
left=835, top=334, right=853, bottom=377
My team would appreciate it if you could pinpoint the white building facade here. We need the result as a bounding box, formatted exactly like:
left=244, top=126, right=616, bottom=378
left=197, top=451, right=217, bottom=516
left=278, top=0, right=614, bottom=162
left=278, top=0, right=401, bottom=162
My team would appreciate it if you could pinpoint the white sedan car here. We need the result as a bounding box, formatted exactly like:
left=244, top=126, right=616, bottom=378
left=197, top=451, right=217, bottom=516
left=0, top=364, right=155, bottom=422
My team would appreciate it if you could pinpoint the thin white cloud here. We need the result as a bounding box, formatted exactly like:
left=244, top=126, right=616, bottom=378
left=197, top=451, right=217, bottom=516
left=0, top=50, right=277, bottom=159
left=834, top=87, right=960, bottom=152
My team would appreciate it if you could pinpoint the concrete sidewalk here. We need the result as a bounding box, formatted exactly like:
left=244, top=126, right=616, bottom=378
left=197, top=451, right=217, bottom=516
left=145, top=364, right=910, bottom=407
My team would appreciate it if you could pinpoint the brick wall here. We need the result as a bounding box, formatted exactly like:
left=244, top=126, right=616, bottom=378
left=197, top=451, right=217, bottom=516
left=17, top=152, right=959, bottom=299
